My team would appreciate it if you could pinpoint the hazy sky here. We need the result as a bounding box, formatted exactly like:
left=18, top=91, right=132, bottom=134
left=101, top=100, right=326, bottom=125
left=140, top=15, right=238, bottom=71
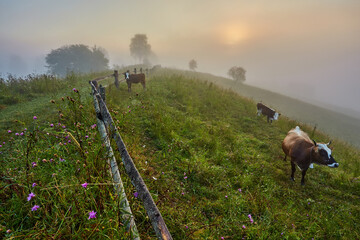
left=1, top=0, right=359, bottom=112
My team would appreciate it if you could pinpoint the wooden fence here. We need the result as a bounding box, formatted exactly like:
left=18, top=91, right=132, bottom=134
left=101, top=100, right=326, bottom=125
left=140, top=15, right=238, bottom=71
left=89, top=74, right=172, bottom=240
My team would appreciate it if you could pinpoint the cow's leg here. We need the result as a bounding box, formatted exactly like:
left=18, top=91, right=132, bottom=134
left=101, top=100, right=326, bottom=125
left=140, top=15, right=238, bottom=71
left=267, top=116, right=270, bottom=123
left=290, top=161, right=296, bottom=181
left=127, top=83, right=131, bottom=92
left=301, top=168, right=308, bottom=186
left=142, top=81, right=146, bottom=90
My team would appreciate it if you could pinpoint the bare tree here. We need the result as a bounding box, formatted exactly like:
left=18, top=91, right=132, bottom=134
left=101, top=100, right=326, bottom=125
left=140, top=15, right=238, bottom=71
left=228, top=66, right=246, bottom=82
left=189, top=59, right=198, bottom=71
left=129, top=34, right=152, bottom=64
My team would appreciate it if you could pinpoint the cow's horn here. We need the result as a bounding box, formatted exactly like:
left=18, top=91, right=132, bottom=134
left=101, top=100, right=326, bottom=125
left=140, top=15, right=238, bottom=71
left=327, top=140, right=332, bottom=146
left=312, top=139, right=317, bottom=146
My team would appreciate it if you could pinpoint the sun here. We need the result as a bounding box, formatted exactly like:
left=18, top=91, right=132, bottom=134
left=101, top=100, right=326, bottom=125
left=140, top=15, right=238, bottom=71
left=219, top=24, right=249, bottom=45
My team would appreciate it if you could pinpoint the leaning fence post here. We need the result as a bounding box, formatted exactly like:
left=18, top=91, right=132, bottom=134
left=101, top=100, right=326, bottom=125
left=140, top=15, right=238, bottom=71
left=91, top=82, right=140, bottom=240
left=114, top=70, right=119, bottom=88
left=99, top=84, right=106, bottom=103
left=91, top=82, right=173, bottom=240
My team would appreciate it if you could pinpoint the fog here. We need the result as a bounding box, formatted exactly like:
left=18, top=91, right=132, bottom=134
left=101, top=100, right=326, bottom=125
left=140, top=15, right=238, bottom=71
left=1, top=0, right=359, bottom=115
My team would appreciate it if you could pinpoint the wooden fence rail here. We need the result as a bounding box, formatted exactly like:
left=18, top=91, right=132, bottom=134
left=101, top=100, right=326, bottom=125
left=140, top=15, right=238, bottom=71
left=90, top=79, right=173, bottom=240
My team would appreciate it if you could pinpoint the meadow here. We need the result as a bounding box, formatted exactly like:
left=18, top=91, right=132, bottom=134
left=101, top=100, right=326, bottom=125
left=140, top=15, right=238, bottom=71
left=0, top=70, right=359, bottom=239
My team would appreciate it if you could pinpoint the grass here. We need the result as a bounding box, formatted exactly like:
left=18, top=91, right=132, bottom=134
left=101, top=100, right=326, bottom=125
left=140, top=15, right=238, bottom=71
left=0, top=69, right=359, bottom=239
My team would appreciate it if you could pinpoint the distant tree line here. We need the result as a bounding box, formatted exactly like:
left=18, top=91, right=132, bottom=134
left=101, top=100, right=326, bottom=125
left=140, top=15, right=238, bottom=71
left=45, top=44, right=109, bottom=77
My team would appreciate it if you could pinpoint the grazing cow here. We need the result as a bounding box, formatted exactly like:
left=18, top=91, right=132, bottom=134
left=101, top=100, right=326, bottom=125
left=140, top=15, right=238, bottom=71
left=257, top=103, right=280, bottom=123
left=282, top=126, right=339, bottom=185
left=123, top=72, right=146, bottom=92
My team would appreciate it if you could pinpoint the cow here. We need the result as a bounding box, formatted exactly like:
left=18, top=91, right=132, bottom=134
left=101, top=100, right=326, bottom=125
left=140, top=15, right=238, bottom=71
left=123, top=72, right=146, bottom=92
left=282, top=126, right=339, bottom=185
left=257, top=103, right=280, bottom=123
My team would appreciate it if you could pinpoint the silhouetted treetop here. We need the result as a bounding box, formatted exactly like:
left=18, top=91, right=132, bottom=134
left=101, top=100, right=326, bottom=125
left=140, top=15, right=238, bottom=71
left=45, top=44, right=109, bottom=77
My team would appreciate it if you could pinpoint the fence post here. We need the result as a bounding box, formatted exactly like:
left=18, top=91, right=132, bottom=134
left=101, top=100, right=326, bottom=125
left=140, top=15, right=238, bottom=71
left=114, top=70, right=119, bottom=88
left=91, top=82, right=173, bottom=240
left=99, top=84, right=106, bottom=103
left=91, top=82, right=140, bottom=240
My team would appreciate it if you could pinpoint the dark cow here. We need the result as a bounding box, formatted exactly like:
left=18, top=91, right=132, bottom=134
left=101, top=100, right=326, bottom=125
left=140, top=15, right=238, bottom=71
left=257, top=103, right=280, bottom=123
left=123, top=72, right=146, bottom=92
left=282, top=126, right=339, bottom=185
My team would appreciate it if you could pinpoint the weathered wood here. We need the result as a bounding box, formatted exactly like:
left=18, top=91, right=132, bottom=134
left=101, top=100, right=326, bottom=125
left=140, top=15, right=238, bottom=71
left=91, top=74, right=113, bottom=82
left=114, top=70, right=119, bottom=88
left=91, top=83, right=140, bottom=240
left=99, top=85, right=106, bottom=103
left=90, top=82, right=172, bottom=240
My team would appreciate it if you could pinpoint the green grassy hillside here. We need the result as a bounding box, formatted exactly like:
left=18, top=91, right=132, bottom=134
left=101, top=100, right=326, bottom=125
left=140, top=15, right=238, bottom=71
left=157, top=68, right=360, bottom=148
left=1, top=70, right=359, bottom=239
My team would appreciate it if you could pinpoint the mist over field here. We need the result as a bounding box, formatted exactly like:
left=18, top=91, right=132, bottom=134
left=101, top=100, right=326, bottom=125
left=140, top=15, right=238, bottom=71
left=1, top=0, right=360, bottom=116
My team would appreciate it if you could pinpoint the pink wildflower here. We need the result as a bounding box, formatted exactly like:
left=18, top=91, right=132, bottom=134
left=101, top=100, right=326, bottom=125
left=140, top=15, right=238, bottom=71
left=8, top=130, right=11, bottom=133
left=33, top=116, right=37, bottom=120
left=31, top=205, right=40, bottom=211
left=32, top=162, right=37, bottom=167
left=242, top=225, right=246, bottom=229
left=50, top=123, right=54, bottom=127
left=81, top=182, right=88, bottom=188
left=248, top=214, right=254, bottom=224
left=32, top=183, right=37, bottom=187
left=88, top=211, right=97, bottom=219
left=27, top=192, right=35, bottom=201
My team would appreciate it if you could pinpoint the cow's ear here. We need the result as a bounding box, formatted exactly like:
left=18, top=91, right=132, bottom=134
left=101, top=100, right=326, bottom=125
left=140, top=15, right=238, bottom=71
left=327, top=140, right=332, bottom=146
left=312, top=139, right=317, bottom=146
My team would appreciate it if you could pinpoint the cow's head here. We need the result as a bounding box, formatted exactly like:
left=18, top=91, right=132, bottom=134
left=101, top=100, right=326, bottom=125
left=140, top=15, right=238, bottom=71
left=273, top=112, right=280, bottom=120
left=312, top=140, right=339, bottom=168
left=123, top=71, right=130, bottom=79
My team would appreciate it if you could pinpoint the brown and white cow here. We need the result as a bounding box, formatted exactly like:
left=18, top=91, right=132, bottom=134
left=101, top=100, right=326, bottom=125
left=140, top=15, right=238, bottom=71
left=123, top=72, right=146, bottom=92
left=282, top=126, right=339, bottom=185
left=257, top=103, right=280, bottom=123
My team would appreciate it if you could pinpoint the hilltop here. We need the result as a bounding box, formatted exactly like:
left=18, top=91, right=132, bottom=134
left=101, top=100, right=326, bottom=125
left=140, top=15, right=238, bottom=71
left=163, top=69, right=360, bottom=148
left=0, top=70, right=359, bottom=239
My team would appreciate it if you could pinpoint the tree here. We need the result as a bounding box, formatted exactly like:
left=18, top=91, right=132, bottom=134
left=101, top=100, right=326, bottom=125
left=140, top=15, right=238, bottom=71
left=228, top=66, right=246, bottom=82
left=45, top=44, right=109, bottom=77
left=129, top=34, right=152, bottom=64
left=189, top=59, right=197, bottom=71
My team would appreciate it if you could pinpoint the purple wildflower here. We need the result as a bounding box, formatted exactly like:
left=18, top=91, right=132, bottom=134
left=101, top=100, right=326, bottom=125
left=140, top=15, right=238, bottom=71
left=0, top=145, right=2, bottom=148
left=27, top=192, right=36, bottom=201
left=242, top=225, right=246, bottom=229
left=33, top=116, right=37, bottom=120
left=81, top=182, right=88, bottom=188
left=91, top=124, right=96, bottom=129
left=15, top=133, right=19, bottom=136
left=88, top=211, right=97, bottom=219
left=8, top=130, right=12, bottom=133
left=31, top=205, right=40, bottom=211
left=248, top=214, right=254, bottom=224
left=184, top=176, right=188, bottom=179
left=20, top=132, right=24, bottom=136
left=238, top=188, right=242, bottom=193
left=32, top=162, right=37, bottom=167
left=50, top=123, right=54, bottom=127
left=133, top=192, right=139, bottom=198
left=32, top=183, right=37, bottom=187
left=59, top=158, right=65, bottom=162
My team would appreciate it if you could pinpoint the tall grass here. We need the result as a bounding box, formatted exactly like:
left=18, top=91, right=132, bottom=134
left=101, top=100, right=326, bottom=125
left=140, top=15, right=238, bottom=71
left=1, top=70, right=359, bottom=239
